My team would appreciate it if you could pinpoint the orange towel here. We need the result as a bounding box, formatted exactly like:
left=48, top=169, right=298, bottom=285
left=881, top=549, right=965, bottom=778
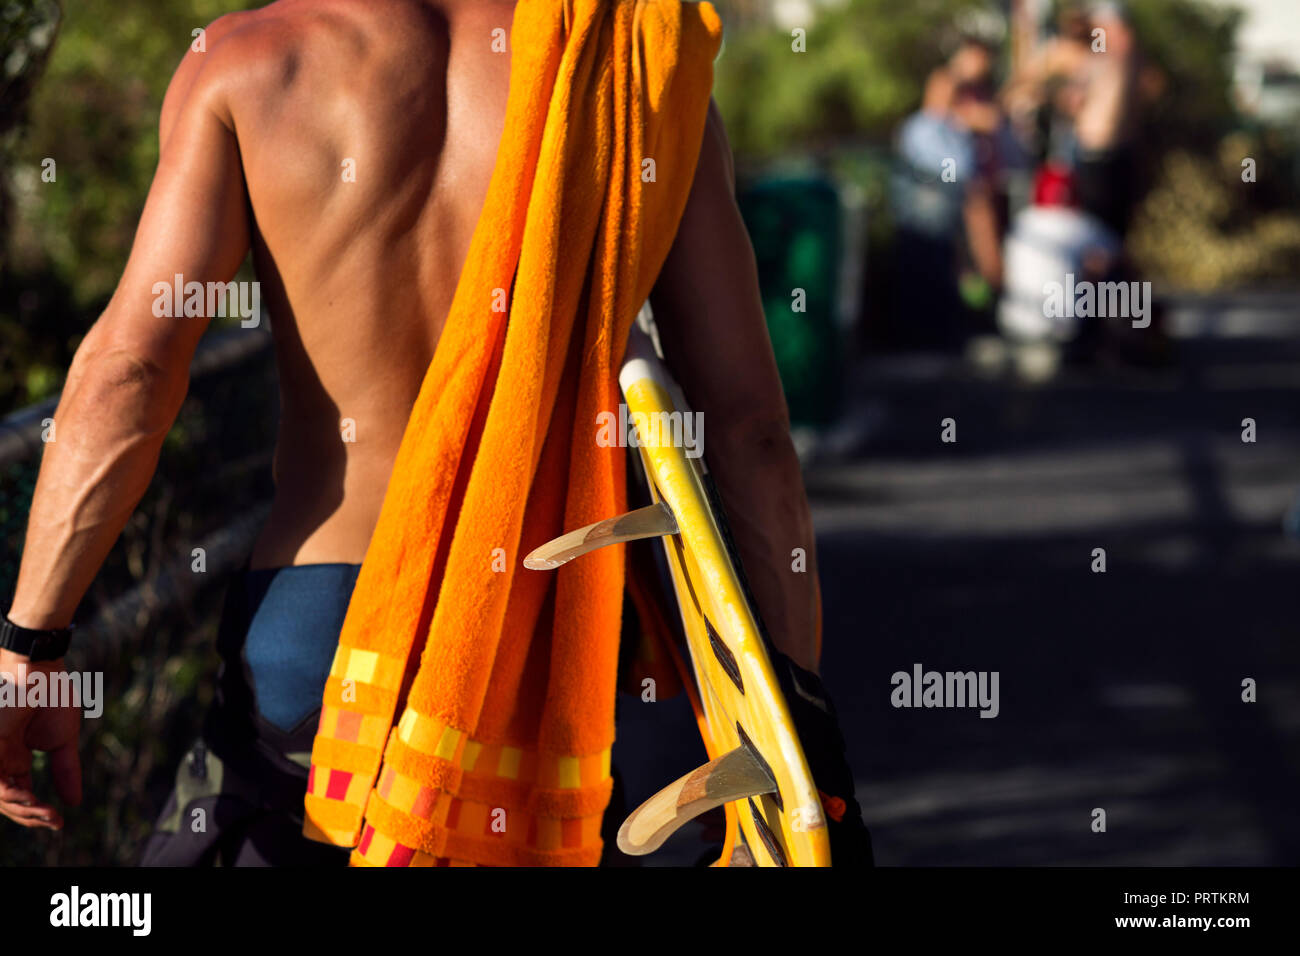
left=302, top=0, right=722, bottom=867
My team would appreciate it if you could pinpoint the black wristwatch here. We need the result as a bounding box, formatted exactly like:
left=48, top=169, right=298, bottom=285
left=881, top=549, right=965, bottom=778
left=0, top=612, right=73, bottom=662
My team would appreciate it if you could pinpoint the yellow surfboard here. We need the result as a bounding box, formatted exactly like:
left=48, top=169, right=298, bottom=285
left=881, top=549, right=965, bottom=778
left=623, top=318, right=834, bottom=866
left=525, top=316, right=830, bottom=866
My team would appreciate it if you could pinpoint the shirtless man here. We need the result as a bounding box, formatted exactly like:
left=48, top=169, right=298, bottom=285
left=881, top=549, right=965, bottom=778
left=0, top=0, right=863, bottom=864
left=1003, top=1, right=1143, bottom=235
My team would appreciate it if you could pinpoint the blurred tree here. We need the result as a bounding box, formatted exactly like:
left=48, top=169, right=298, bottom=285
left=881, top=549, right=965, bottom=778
left=2, top=0, right=254, bottom=412
left=1108, top=0, right=1241, bottom=149
left=713, top=0, right=999, bottom=161
left=0, top=1, right=61, bottom=175
left=1, top=0, right=61, bottom=408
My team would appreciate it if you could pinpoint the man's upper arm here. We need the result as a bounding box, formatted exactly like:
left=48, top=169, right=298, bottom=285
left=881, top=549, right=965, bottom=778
left=82, top=22, right=252, bottom=392
left=649, top=101, right=790, bottom=440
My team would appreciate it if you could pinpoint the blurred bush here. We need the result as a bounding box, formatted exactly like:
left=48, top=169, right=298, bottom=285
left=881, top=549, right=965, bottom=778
left=714, top=0, right=997, bottom=159
left=2, top=0, right=253, bottom=413
left=1124, top=0, right=1241, bottom=149
left=1130, top=139, right=1300, bottom=290
left=1121, top=1, right=1300, bottom=288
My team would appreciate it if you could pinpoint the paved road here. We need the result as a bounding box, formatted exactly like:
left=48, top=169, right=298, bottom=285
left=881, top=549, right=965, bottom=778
left=615, top=300, right=1300, bottom=866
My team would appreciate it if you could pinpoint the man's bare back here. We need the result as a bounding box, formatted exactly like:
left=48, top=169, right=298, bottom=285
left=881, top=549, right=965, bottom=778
left=184, top=0, right=516, bottom=568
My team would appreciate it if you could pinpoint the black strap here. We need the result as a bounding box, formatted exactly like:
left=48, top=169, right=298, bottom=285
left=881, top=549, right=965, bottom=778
left=0, top=612, right=73, bottom=662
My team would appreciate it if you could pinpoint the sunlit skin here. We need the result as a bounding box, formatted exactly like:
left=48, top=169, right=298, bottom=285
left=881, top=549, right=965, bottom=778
left=1, top=0, right=821, bottom=829
left=1002, top=8, right=1141, bottom=152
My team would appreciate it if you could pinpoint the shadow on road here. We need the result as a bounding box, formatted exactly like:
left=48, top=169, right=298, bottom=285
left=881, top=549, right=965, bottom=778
left=813, top=333, right=1300, bottom=864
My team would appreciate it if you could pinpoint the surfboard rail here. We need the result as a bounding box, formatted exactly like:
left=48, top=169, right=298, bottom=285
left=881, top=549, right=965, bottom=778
left=615, top=321, right=830, bottom=867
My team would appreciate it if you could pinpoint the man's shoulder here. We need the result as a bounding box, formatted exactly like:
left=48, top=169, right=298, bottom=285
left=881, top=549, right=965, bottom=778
left=159, top=6, right=302, bottom=136
left=190, top=0, right=459, bottom=95
left=190, top=3, right=318, bottom=84
left=162, top=0, right=414, bottom=138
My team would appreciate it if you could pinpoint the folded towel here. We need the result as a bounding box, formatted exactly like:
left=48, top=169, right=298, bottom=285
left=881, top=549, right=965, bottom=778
left=303, top=0, right=722, bottom=867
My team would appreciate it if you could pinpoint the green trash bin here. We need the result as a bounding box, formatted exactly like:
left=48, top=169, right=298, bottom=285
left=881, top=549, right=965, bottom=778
left=738, top=176, right=846, bottom=428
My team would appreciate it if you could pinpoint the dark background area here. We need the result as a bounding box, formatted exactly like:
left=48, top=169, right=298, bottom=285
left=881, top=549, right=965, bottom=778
left=616, top=303, right=1300, bottom=865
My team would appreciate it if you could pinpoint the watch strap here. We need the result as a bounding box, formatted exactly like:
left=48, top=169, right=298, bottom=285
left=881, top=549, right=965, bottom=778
left=0, top=613, right=73, bottom=662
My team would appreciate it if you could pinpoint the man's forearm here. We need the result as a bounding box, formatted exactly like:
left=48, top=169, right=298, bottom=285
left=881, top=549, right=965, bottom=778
left=7, top=341, right=185, bottom=631
left=964, top=186, right=1004, bottom=288
left=706, top=419, right=821, bottom=674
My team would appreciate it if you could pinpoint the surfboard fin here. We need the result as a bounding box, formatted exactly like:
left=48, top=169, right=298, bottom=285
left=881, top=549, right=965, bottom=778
left=523, top=501, right=677, bottom=570
left=616, top=744, right=777, bottom=856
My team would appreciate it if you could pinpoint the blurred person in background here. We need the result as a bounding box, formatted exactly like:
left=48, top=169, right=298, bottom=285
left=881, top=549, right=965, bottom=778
left=997, top=0, right=1167, bottom=374
left=948, top=35, right=1029, bottom=242
left=1004, top=1, right=1143, bottom=239
left=996, top=163, right=1121, bottom=380
left=892, top=36, right=1014, bottom=354
left=949, top=35, right=1032, bottom=337
left=892, top=67, right=973, bottom=351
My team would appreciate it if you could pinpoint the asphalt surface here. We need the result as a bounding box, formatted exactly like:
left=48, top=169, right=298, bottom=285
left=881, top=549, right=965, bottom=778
left=613, top=294, right=1300, bottom=866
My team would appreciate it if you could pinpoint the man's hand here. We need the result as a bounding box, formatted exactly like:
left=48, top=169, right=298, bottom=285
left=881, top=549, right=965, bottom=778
left=0, top=650, right=82, bottom=830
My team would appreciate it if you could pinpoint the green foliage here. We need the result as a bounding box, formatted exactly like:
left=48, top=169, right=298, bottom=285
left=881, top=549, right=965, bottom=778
left=12, top=0, right=250, bottom=298
left=0, top=0, right=60, bottom=138
left=714, top=0, right=997, bottom=160
left=1124, top=0, right=1242, bottom=148
left=1, top=0, right=255, bottom=413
